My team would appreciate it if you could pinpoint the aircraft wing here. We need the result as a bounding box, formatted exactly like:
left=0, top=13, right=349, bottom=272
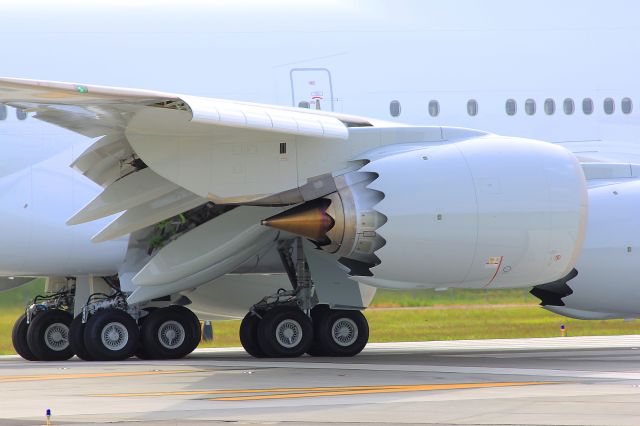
left=0, top=77, right=375, bottom=241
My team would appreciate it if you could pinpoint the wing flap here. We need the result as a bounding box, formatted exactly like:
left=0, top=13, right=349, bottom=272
left=91, top=188, right=205, bottom=243
left=67, top=168, right=180, bottom=225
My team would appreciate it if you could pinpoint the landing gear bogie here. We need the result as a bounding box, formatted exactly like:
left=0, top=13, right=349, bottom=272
left=239, top=303, right=369, bottom=359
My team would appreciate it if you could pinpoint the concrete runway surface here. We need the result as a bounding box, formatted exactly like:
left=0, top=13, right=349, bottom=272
left=1, top=335, right=640, bottom=426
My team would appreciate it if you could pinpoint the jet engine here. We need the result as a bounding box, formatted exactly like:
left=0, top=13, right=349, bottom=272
left=534, top=179, right=640, bottom=319
left=263, top=135, right=587, bottom=290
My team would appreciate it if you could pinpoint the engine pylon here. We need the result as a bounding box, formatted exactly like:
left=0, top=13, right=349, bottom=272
left=261, top=199, right=335, bottom=241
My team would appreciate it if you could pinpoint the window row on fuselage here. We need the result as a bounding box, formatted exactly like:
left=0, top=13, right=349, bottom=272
left=0, top=105, right=27, bottom=121
left=389, top=97, right=634, bottom=117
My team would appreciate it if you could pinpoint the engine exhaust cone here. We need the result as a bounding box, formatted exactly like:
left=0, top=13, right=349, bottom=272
left=261, top=198, right=335, bottom=241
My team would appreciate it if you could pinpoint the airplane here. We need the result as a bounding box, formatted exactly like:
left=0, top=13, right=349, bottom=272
left=0, top=0, right=637, bottom=362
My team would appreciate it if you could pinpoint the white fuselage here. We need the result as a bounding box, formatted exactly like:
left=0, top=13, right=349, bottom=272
left=0, top=1, right=638, bottom=310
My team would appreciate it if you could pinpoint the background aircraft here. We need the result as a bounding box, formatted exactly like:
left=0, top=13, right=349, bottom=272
left=0, top=0, right=637, bottom=361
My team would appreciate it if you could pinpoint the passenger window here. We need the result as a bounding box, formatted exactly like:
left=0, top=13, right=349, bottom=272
left=16, top=108, right=27, bottom=120
left=0, top=105, right=6, bottom=120
left=390, top=100, right=401, bottom=117
left=467, top=99, right=478, bottom=116
left=582, top=98, right=594, bottom=115
left=525, top=99, right=536, bottom=115
left=563, top=98, right=575, bottom=115
left=428, top=100, right=440, bottom=117
left=505, top=99, right=517, bottom=116
left=621, top=97, right=633, bottom=114
left=544, top=98, right=555, bottom=115
left=298, top=101, right=310, bottom=109
left=604, top=97, right=615, bottom=114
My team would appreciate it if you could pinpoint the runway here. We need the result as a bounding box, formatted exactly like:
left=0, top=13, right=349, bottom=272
left=1, top=335, right=640, bottom=425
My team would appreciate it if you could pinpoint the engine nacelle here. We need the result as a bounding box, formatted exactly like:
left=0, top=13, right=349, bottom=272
left=264, top=135, right=587, bottom=290
left=537, top=180, right=640, bottom=319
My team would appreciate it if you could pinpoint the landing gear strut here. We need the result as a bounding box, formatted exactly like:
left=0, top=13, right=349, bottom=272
left=239, top=238, right=370, bottom=358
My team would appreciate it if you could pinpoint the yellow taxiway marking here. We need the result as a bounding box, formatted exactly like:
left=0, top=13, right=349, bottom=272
left=0, top=370, right=201, bottom=383
left=210, top=381, right=553, bottom=401
left=97, top=385, right=420, bottom=397
left=94, top=381, right=553, bottom=400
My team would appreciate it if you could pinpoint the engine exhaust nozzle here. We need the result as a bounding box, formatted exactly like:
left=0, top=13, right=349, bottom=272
left=261, top=198, right=335, bottom=241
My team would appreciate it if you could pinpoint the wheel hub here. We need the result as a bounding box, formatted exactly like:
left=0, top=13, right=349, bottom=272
left=157, top=320, right=186, bottom=349
left=275, top=319, right=302, bottom=348
left=44, top=323, right=70, bottom=351
left=101, top=322, right=129, bottom=351
left=332, top=318, right=358, bottom=347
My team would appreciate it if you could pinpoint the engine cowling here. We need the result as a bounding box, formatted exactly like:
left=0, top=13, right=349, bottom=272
left=536, top=179, right=640, bottom=319
left=263, top=135, right=587, bottom=290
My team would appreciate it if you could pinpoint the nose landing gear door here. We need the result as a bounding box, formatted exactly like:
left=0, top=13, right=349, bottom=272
left=290, top=68, right=334, bottom=112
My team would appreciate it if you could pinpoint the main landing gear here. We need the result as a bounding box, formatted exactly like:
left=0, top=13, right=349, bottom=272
left=240, top=304, right=369, bottom=358
left=12, top=289, right=201, bottom=362
left=239, top=238, right=370, bottom=358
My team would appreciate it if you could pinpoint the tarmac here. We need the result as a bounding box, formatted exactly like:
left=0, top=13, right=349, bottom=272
left=1, top=335, right=640, bottom=425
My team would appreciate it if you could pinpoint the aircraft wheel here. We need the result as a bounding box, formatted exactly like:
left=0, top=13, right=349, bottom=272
left=315, top=309, right=369, bottom=357
left=12, top=313, right=38, bottom=361
left=84, top=309, right=139, bottom=361
left=69, top=314, right=94, bottom=361
left=140, top=306, right=201, bottom=359
left=239, top=312, right=266, bottom=358
left=257, top=306, right=313, bottom=358
left=135, top=308, right=158, bottom=360
left=26, top=310, right=74, bottom=361
left=306, top=305, right=329, bottom=357
left=164, top=305, right=201, bottom=341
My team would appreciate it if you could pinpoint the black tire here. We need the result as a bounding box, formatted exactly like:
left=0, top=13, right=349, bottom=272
left=257, top=306, right=313, bottom=358
left=69, top=314, right=93, bottom=361
left=306, top=305, right=329, bottom=357
left=140, top=306, right=200, bottom=360
left=135, top=308, right=158, bottom=360
left=315, top=309, right=369, bottom=357
left=84, top=309, right=139, bottom=361
left=163, top=305, right=201, bottom=343
left=12, top=314, right=38, bottom=361
left=239, top=312, right=266, bottom=358
left=26, top=310, right=74, bottom=361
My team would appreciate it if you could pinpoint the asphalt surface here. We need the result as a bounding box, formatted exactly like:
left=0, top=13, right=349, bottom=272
left=1, top=336, right=640, bottom=425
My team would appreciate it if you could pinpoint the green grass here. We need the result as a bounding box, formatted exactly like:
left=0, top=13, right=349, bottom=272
left=0, top=278, right=45, bottom=310
left=0, top=281, right=637, bottom=355
left=364, top=306, right=639, bottom=342
left=370, top=287, right=537, bottom=308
